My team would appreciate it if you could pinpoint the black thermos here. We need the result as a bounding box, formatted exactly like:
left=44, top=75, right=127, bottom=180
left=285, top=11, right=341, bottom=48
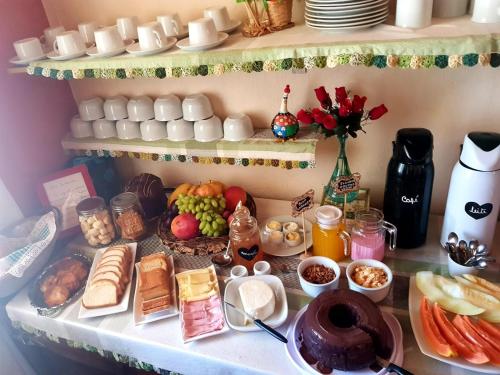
left=383, top=128, right=434, bottom=248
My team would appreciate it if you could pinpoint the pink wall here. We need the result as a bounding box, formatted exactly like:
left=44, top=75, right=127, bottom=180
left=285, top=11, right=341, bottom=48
left=0, top=0, right=76, bottom=216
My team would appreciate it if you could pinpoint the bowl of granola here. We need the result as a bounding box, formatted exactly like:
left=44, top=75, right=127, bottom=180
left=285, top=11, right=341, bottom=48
left=346, top=259, right=393, bottom=303
left=297, top=256, right=340, bottom=298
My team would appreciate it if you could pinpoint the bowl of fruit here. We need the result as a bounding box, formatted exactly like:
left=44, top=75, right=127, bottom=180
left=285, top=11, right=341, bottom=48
left=157, top=180, right=256, bottom=256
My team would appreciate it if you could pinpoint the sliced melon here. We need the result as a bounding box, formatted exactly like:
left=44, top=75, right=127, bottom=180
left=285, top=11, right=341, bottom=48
left=416, top=271, right=485, bottom=316
left=479, top=309, right=500, bottom=324
left=463, top=274, right=500, bottom=296
left=454, top=276, right=494, bottom=295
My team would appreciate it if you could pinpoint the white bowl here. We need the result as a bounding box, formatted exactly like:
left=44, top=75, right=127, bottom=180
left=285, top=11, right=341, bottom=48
left=194, top=115, right=223, bottom=142
left=127, top=96, right=155, bottom=122
left=79, top=97, right=104, bottom=121
left=140, top=119, right=167, bottom=141
left=447, top=254, right=479, bottom=276
left=346, top=259, right=393, bottom=303
left=182, top=94, right=213, bottom=121
left=167, top=118, right=194, bottom=141
left=253, top=260, right=271, bottom=275
left=92, top=119, right=117, bottom=139
left=70, top=115, right=93, bottom=138
left=104, top=95, right=128, bottom=120
left=297, top=256, right=341, bottom=298
left=223, top=113, right=254, bottom=141
left=155, top=94, right=182, bottom=121
left=116, top=119, right=141, bottom=140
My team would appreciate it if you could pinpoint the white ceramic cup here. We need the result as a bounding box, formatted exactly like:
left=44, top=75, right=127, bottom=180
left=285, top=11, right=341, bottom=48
left=182, top=94, right=214, bottom=121
left=188, top=18, right=218, bottom=45
left=297, top=256, right=341, bottom=298
left=13, top=38, right=44, bottom=60
left=78, top=21, right=98, bottom=44
left=79, top=97, right=105, bottom=121
left=92, top=119, right=117, bottom=139
left=253, top=261, right=271, bottom=276
left=117, top=16, right=138, bottom=40
left=155, top=95, right=183, bottom=121
left=41, top=26, right=65, bottom=48
left=433, top=0, right=469, bottom=17
left=447, top=254, right=479, bottom=276
left=140, top=119, right=167, bottom=141
left=469, top=0, right=476, bottom=14
left=194, top=116, right=223, bottom=142
left=157, top=14, right=184, bottom=37
left=230, top=265, right=248, bottom=279
left=137, top=22, right=167, bottom=51
left=116, top=119, right=141, bottom=140
left=472, top=0, right=500, bottom=23
left=94, top=26, right=125, bottom=54
left=127, top=96, right=155, bottom=121
left=203, top=6, right=233, bottom=31
left=167, top=119, right=194, bottom=141
left=104, top=96, right=128, bottom=120
left=395, top=0, right=433, bottom=28
left=223, top=113, right=254, bottom=141
left=70, top=115, right=93, bottom=138
left=53, top=31, right=86, bottom=56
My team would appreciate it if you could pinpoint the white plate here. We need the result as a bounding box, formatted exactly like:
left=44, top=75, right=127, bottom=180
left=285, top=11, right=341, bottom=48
left=305, top=8, right=388, bottom=22
left=260, top=215, right=313, bottom=257
left=305, top=11, right=388, bottom=25
left=133, top=255, right=179, bottom=326
left=408, top=277, right=499, bottom=374
left=86, top=46, right=127, bottom=58
left=47, top=49, right=87, bottom=61
left=176, top=32, right=228, bottom=52
left=9, top=54, right=47, bottom=65
left=306, top=0, right=380, bottom=7
left=223, top=275, right=288, bottom=331
left=78, top=243, right=137, bottom=319
left=286, top=305, right=404, bottom=374
left=126, top=37, right=177, bottom=56
left=306, top=14, right=387, bottom=29
left=219, top=20, right=242, bottom=34
left=305, top=1, right=388, bottom=16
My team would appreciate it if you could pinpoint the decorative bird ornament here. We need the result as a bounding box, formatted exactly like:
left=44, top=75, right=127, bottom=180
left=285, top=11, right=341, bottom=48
left=271, top=85, right=299, bottom=142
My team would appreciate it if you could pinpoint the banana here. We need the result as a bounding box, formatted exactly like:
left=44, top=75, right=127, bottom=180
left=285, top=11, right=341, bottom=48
left=168, top=183, right=192, bottom=205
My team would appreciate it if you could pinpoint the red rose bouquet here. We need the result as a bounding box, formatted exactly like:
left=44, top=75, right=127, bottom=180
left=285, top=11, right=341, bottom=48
left=297, top=86, right=388, bottom=138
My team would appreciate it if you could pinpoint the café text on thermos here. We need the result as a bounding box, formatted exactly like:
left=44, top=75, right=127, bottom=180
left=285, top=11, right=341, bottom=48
left=383, top=128, right=434, bottom=249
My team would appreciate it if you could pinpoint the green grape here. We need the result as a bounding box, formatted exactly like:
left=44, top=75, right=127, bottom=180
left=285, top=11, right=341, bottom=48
left=203, top=205, right=210, bottom=212
left=202, top=227, right=209, bottom=235
left=206, top=215, right=212, bottom=222
left=188, top=203, right=194, bottom=210
left=199, top=202, right=204, bottom=209
left=216, top=217, right=225, bottom=225
left=199, top=221, right=205, bottom=230
left=196, top=212, right=202, bottom=220
left=211, top=199, right=218, bottom=208
left=212, top=221, right=218, bottom=230
left=220, top=200, right=226, bottom=209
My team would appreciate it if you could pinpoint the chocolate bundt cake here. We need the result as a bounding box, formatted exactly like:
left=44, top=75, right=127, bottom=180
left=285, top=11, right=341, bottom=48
left=301, top=289, right=393, bottom=372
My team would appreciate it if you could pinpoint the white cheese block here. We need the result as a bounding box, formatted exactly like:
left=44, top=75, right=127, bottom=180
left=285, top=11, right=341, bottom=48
left=238, top=279, right=276, bottom=321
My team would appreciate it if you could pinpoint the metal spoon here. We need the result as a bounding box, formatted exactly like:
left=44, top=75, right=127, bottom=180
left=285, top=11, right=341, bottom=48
left=458, top=240, right=468, bottom=264
left=474, top=259, right=488, bottom=270
left=211, top=240, right=233, bottom=267
left=468, top=240, right=479, bottom=255
left=448, top=232, right=459, bottom=246
left=476, top=244, right=489, bottom=256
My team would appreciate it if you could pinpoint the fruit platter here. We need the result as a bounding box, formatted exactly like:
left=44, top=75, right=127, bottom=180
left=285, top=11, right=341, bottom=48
left=158, top=180, right=256, bottom=255
left=409, top=271, right=500, bottom=373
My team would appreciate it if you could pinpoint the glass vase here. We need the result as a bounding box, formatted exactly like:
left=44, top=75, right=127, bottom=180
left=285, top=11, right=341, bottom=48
left=321, top=134, right=359, bottom=205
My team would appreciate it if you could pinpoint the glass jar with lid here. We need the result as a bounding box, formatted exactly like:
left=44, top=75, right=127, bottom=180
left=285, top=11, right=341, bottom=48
left=110, top=192, right=147, bottom=241
left=229, top=205, right=264, bottom=271
left=312, top=205, right=351, bottom=261
left=351, top=208, right=397, bottom=261
left=76, top=196, right=116, bottom=247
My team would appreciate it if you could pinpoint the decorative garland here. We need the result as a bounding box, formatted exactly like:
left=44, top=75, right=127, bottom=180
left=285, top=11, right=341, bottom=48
left=69, top=149, right=315, bottom=169
left=26, top=52, right=500, bottom=80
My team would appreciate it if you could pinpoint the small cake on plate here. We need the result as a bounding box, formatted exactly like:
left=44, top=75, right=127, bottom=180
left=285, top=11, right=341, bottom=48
left=285, top=231, right=301, bottom=247
left=283, top=221, right=299, bottom=234
left=265, top=220, right=282, bottom=233
left=269, top=230, right=283, bottom=244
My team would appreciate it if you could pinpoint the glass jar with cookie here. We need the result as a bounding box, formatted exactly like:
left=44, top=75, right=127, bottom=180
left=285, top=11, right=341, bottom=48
left=76, top=196, right=116, bottom=247
left=111, top=192, right=147, bottom=241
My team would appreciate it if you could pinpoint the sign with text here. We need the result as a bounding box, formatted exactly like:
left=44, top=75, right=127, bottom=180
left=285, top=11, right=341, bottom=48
left=332, top=173, right=361, bottom=194
left=291, top=189, right=315, bottom=217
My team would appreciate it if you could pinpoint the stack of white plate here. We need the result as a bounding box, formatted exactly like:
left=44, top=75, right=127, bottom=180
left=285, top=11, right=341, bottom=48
left=305, top=0, right=389, bottom=31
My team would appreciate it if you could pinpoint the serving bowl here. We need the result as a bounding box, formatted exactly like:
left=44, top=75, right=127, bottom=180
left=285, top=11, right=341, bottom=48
left=297, top=256, right=340, bottom=298
left=346, top=259, right=393, bottom=303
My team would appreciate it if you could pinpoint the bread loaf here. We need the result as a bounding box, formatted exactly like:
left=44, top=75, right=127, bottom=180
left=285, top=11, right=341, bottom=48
left=125, top=173, right=165, bottom=219
left=82, top=279, right=119, bottom=308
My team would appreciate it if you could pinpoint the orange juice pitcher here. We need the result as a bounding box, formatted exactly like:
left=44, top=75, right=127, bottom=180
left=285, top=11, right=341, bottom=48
left=229, top=205, right=264, bottom=271
left=312, top=205, right=351, bottom=261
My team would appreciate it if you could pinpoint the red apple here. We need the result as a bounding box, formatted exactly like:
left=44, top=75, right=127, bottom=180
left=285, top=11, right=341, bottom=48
left=171, top=213, right=200, bottom=240
left=224, top=186, right=247, bottom=212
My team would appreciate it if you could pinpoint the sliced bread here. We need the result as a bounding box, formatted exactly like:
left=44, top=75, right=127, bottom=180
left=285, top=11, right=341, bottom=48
left=94, top=265, right=126, bottom=283
left=99, top=254, right=126, bottom=267
left=140, top=253, right=167, bottom=273
left=82, top=279, right=119, bottom=308
left=91, top=272, right=124, bottom=294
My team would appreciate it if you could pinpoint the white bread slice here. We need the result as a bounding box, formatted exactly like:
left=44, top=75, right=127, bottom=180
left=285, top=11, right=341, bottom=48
left=104, top=246, right=131, bottom=262
left=82, top=279, right=119, bottom=308
left=98, top=260, right=126, bottom=274
left=140, top=253, right=167, bottom=273
left=94, top=265, right=125, bottom=282
left=91, top=272, right=124, bottom=294
left=99, top=256, right=126, bottom=270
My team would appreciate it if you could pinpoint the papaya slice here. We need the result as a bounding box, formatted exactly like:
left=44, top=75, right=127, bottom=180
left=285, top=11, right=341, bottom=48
left=432, top=303, right=490, bottom=364
left=477, top=319, right=500, bottom=341
left=463, top=316, right=500, bottom=352
left=420, top=297, right=457, bottom=357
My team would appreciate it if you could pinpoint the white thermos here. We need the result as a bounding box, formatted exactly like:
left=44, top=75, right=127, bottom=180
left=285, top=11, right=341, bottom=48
left=441, top=132, right=500, bottom=248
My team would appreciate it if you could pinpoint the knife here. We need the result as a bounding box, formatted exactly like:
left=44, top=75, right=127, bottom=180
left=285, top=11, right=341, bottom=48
left=224, top=300, right=288, bottom=343
left=370, top=356, right=413, bottom=375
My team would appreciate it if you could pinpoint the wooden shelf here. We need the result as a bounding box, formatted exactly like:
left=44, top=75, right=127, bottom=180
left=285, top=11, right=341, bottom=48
left=25, top=17, right=500, bottom=80
left=62, top=129, right=320, bottom=169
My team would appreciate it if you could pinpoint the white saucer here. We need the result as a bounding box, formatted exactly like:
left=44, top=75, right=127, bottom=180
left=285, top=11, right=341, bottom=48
left=86, top=45, right=127, bottom=58
left=176, top=32, right=228, bottom=52
left=126, top=37, right=177, bottom=56
left=168, top=25, right=189, bottom=39
left=47, top=49, right=87, bottom=61
left=219, top=20, right=241, bottom=34
left=9, top=54, right=47, bottom=65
